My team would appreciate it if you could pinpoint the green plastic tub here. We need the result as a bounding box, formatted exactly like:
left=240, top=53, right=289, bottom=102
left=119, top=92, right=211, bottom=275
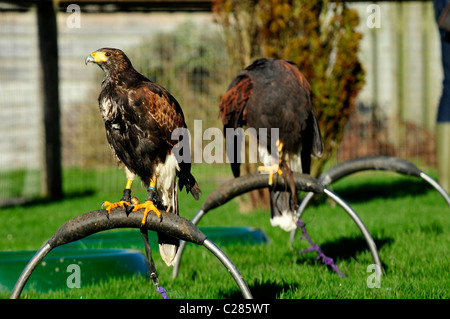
left=0, top=226, right=267, bottom=293
left=0, top=248, right=149, bottom=293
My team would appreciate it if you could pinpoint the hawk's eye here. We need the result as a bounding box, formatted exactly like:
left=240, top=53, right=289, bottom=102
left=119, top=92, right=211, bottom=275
left=105, top=52, right=111, bottom=57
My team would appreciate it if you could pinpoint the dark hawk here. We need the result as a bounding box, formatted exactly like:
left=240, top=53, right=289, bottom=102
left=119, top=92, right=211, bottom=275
left=219, top=58, right=323, bottom=231
left=86, top=48, right=201, bottom=266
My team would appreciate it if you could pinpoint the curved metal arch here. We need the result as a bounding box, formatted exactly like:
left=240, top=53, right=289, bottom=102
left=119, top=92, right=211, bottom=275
left=290, top=156, right=450, bottom=242
left=10, top=208, right=252, bottom=299
left=172, top=172, right=381, bottom=279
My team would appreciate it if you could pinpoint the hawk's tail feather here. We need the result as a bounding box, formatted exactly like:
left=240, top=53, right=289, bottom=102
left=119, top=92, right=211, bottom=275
left=157, top=183, right=179, bottom=266
left=269, top=154, right=301, bottom=232
left=179, top=171, right=201, bottom=201
left=310, top=110, right=324, bottom=158
left=158, top=232, right=180, bottom=267
left=189, top=181, right=201, bottom=201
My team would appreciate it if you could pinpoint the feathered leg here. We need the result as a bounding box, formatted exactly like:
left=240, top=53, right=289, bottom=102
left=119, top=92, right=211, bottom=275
left=258, top=140, right=283, bottom=185
left=102, top=167, right=135, bottom=215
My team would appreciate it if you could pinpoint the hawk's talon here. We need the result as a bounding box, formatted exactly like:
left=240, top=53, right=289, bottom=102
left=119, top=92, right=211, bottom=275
left=258, top=139, right=283, bottom=186
left=124, top=204, right=135, bottom=216
left=132, top=200, right=162, bottom=226
left=258, top=165, right=283, bottom=186
left=102, top=200, right=131, bottom=214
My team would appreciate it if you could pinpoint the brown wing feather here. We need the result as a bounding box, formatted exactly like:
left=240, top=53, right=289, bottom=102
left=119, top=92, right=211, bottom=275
left=218, top=72, right=253, bottom=127
left=129, top=83, right=187, bottom=148
left=278, top=60, right=311, bottom=94
left=131, top=82, right=200, bottom=199
left=278, top=59, right=323, bottom=159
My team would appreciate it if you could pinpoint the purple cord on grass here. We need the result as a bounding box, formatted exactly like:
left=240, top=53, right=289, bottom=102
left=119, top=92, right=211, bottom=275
left=296, top=220, right=347, bottom=278
left=156, top=285, right=168, bottom=299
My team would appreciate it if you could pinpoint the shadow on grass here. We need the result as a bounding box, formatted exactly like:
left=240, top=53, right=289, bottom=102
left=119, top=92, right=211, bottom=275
left=319, top=236, right=393, bottom=260
left=296, top=235, right=393, bottom=273
left=1, top=189, right=96, bottom=208
left=219, top=236, right=394, bottom=298
left=330, top=178, right=432, bottom=203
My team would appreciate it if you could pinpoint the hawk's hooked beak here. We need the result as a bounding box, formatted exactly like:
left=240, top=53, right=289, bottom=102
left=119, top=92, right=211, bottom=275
left=85, top=51, right=108, bottom=65
left=85, top=54, right=95, bottom=65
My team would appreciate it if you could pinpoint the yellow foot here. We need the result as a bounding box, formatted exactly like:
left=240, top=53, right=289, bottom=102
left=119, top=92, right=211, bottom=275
left=102, top=200, right=131, bottom=214
left=132, top=200, right=161, bottom=225
left=258, top=165, right=283, bottom=185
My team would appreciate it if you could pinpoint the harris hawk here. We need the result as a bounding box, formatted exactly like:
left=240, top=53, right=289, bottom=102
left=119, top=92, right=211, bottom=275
left=85, top=48, right=200, bottom=266
left=219, top=58, right=323, bottom=231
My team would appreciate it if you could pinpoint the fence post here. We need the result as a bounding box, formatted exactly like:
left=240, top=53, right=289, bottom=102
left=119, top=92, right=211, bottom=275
left=422, top=1, right=434, bottom=130
left=37, top=0, right=62, bottom=199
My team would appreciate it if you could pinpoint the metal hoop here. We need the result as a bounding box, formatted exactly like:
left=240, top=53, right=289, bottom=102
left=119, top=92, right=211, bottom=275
left=173, top=172, right=381, bottom=279
left=10, top=208, right=252, bottom=299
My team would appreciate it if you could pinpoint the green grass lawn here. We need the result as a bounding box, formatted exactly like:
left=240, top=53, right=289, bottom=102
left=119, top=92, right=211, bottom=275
left=0, top=164, right=448, bottom=299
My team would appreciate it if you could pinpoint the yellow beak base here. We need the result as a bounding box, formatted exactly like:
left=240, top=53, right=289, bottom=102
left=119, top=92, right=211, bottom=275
left=85, top=51, right=108, bottom=65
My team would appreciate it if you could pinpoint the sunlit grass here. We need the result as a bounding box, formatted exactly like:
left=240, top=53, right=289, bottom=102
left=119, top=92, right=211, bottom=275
left=0, top=165, right=448, bottom=299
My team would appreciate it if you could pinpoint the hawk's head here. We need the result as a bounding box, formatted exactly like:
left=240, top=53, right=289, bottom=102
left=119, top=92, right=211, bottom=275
left=85, top=47, right=132, bottom=76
